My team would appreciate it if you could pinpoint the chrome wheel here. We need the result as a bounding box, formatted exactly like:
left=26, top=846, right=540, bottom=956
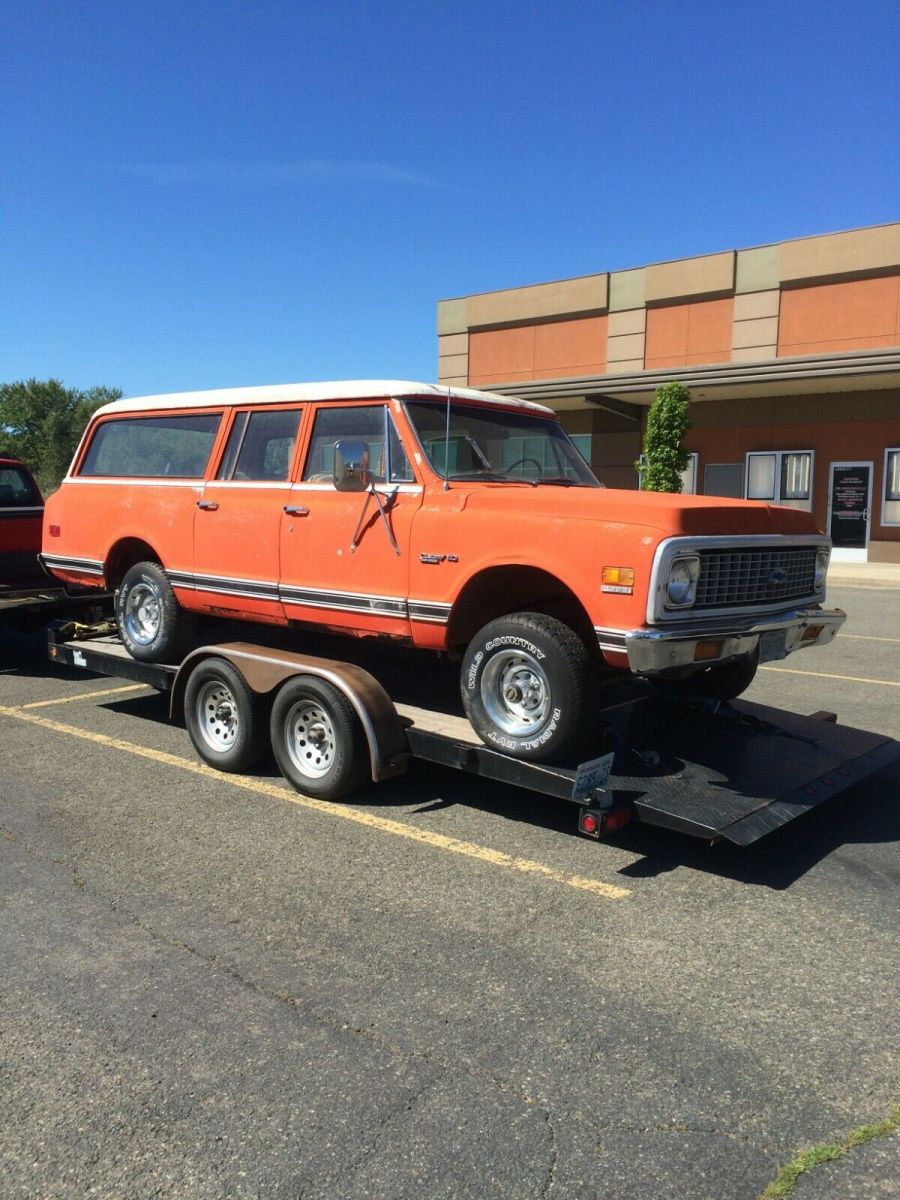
left=123, top=581, right=161, bottom=645
left=283, top=700, right=337, bottom=779
left=481, top=649, right=551, bottom=737
left=195, top=679, right=240, bottom=754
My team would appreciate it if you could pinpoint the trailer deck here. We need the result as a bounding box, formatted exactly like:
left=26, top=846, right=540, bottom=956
left=47, top=628, right=899, bottom=846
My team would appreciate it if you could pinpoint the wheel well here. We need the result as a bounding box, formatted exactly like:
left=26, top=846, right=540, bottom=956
left=446, top=566, right=597, bottom=657
left=105, top=538, right=161, bottom=589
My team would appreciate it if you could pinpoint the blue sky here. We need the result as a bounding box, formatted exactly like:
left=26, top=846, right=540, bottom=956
left=1, top=0, right=898, bottom=398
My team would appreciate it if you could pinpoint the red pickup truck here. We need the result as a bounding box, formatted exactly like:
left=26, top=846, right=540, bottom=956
left=0, top=457, right=106, bottom=627
left=0, top=458, right=51, bottom=602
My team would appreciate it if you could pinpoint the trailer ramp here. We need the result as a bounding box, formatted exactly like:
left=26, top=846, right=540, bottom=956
left=402, top=689, right=898, bottom=845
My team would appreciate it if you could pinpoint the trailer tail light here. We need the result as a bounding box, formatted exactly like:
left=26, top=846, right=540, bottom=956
left=580, top=811, right=599, bottom=836
left=578, top=804, right=632, bottom=839
left=605, top=806, right=632, bottom=833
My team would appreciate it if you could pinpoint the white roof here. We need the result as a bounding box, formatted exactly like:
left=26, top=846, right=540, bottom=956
left=93, top=379, right=553, bottom=419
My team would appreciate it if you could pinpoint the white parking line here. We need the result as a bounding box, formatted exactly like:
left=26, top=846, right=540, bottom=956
left=837, top=634, right=900, bottom=644
left=760, top=666, right=900, bottom=687
left=20, top=684, right=150, bottom=709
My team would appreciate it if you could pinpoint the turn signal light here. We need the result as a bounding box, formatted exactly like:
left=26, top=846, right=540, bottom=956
left=693, top=640, right=724, bottom=662
left=602, top=566, right=635, bottom=594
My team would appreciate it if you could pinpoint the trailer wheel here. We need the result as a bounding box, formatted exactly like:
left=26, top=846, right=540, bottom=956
left=665, top=657, right=759, bottom=701
left=184, top=658, right=267, bottom=773
left=116, top=561, right=194, bottom=662
left=460, top=612, right=590, bottom=763
left=270, top=676, right=369, bottom=800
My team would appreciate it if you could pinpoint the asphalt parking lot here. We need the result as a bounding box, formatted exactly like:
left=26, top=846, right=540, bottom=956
left=1, top=582, right=897, bottom=1200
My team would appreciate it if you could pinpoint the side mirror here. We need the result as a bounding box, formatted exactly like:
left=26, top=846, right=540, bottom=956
left=333, top=440, right=370, bottom=492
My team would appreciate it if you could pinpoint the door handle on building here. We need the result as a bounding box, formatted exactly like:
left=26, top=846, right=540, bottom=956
left=197, top=500, right=219, bottom=511
left=283, top=505, right=310, bottom=516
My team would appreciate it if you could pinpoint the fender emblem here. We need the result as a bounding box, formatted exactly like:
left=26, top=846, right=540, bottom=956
left=420, top=553, right=459, bottom=565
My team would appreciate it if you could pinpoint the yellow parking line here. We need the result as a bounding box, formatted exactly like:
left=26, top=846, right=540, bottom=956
left=0, top=705, right=630, bottom=901
left=20, top=684, right=150, bottom=709
left=760, top=666, right=900, bottom=687
left=839, top=633, right=900, bottom=644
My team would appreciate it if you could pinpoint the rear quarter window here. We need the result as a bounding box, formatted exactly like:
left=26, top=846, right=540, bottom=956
left=79, top=413, right=222, bottom=478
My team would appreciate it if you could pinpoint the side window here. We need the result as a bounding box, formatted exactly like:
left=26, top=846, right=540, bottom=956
left=302, top=405, right=413, bottom=483
left=746, top=450, right=812, bottom=510
left=79, top=414, right=222, bottom=478
left=216, top=409, right=302, bottom=482
left=0, top=466, right=40, bottom=506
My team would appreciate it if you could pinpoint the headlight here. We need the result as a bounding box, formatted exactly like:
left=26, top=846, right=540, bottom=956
left=814, top=546, right=830, bottom=591
left=666, top=555, right=700, bottom=608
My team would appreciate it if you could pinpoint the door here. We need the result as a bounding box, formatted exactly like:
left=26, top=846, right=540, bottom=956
left=279, top=402, right=421, bottom=636
left=827, top=461, right=873, bottom=561
left=193, top=407, right=304, bottom=620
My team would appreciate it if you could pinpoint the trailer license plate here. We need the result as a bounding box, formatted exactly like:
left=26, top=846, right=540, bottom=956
left=572, top=751, right=615, bottom=801
left=758, top=630, right=787, bottom=663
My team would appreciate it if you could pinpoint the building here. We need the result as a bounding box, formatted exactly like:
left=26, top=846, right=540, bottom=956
left=437, top=221, right=900, bottom=562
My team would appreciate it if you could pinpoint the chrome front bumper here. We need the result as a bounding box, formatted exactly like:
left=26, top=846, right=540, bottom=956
left=602, top=606, right=846, bottom=675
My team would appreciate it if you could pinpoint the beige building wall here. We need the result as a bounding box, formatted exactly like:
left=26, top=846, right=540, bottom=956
left=440, top=221, right=900, bottom=380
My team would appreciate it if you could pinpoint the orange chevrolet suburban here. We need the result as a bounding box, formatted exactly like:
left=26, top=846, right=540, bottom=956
left=41, top=381, right=845, bottom=761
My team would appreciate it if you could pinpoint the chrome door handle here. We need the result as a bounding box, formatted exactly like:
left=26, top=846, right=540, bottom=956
left=197, top=500, right=219, bottom=511
left=283, top=505, right=310, bottom=516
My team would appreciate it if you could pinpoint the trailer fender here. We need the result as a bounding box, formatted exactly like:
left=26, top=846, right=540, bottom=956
left=171, top=642, right=409, bottom=782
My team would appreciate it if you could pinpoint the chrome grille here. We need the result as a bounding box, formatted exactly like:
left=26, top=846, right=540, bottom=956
left=695, top=546, right=819, bottom=610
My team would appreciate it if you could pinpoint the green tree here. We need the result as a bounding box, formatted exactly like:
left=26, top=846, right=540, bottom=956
left=636, top=381, right=693, bottom=492
left=0, top=378, right=122, bottom=492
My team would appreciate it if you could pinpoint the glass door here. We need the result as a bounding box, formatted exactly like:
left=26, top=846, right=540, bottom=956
left=827, top=462, right=873, bottom=561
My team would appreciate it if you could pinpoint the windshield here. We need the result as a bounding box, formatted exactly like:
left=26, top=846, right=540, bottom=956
left=403, top=400, right=600, bottom=486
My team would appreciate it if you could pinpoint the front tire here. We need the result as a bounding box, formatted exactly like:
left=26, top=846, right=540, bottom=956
left=460, top=612, right=590, bottom=762
left=116, top=560, right=194, bottom=662
left=184, top=658, right=267, bottom=773
left=270, top=676, right=369, bottom=800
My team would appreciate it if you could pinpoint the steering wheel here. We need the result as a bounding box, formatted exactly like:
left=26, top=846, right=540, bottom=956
left=504, top=456, right=543, bottom=475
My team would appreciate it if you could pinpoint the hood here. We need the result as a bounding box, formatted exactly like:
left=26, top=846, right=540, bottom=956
left=446, top=483, right=823, bottom=538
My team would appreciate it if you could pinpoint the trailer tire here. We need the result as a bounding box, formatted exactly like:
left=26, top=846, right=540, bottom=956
left=184, top=658, right=267, bottom=773
left=460, top=612, right=589, bottom=763
left=116, top=561, right=194, bottom=662
left=270, top=675, right=369, bottom=800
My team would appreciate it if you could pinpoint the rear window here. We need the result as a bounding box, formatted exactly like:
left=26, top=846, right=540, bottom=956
left=0, top=465, right=40, bottom=507
left=79, top=414, right=222, bottom=478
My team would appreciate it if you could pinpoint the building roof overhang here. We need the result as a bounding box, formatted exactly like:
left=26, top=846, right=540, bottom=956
left=488, top=347, right=900, bottom=411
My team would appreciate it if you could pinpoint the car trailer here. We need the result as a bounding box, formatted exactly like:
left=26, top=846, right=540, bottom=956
left=47, top=625, right=899, bottom=847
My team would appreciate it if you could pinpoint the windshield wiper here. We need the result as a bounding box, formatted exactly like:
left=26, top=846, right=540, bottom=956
left=532, top=477, right=581, bottom=487
left=449, top=470, right=528, bottom=482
